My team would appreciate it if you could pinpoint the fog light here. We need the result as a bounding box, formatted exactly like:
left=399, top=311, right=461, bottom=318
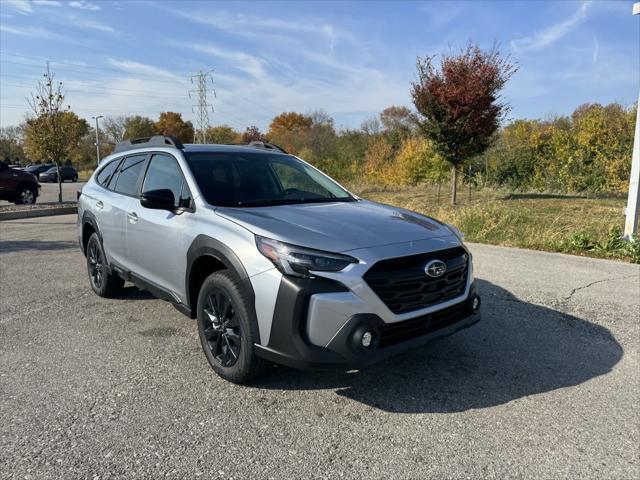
left=472, top=296, right=480, bottom=312
left=361, top=331, right=373, bottom=348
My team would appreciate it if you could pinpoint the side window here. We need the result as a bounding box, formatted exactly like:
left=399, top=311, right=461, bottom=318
left=96, top=159, right=121, bottom=187
left=142, top=154, right=190, bottom=208
left=112, top=155, right=146, bottom=196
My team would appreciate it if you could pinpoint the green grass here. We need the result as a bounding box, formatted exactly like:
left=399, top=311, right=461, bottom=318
left=352, top=184, right=639, bottom=263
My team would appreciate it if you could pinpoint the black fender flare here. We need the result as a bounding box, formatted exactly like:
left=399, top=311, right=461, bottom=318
left=81, top=210, right=102, bottom=255
left=185, top=235, right=256, bottom=319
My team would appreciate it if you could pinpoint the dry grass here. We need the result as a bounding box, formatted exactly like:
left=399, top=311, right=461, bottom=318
left=77, top=169, right=94, bottom=182
left=352, top=184, right=638, bottom=263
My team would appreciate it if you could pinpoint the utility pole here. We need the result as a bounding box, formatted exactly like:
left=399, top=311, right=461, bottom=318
left=624, top=2, right=640, bottom=239
left=92, top=115, right=104, bottom=166
left=189, top=70, right=215, bottom=143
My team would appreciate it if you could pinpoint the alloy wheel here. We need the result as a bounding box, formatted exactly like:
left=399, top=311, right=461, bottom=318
left=202, top=290, right=241, bottom=367
left=88, top=241, right=104, bottom=289
left=20, top=189, right=35, bottom=204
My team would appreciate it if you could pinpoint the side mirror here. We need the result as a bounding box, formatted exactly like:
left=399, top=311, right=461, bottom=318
left=140, top=189, right=175, bottom=211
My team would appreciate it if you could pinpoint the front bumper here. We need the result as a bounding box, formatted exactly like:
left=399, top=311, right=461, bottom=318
left=254, top=276, right=481, bottom=370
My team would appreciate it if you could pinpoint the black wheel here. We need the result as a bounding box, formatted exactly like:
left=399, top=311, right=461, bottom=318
left=197, top=271, right=266, bottom=383
left=15, top=186, right=36, bottom=205
left=86, top=233, right=124, bottom=298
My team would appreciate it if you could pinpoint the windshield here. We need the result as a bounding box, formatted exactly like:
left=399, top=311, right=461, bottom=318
left=185, top=152, right=354, bottom=207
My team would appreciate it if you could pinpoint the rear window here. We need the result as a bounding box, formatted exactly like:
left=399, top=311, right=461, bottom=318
left=112, top=155, right=146, bottom=196
left=96, top=159, right=121, bottom=187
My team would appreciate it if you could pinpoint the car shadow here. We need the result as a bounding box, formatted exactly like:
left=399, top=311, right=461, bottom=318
left=0, top=239, right=78, bottom=253
left=250, top=279, right=623, bottom=413
left=114, top=285, right=156, bottom=301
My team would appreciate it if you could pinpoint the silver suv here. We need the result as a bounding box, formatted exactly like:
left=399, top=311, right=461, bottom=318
left=78, top=136, right=481, bottom=383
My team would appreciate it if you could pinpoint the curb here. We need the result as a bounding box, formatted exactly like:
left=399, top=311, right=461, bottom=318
left=0, top=206, right=77, bottom=221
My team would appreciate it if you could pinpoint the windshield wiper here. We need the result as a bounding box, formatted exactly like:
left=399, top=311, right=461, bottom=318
left=236, top=198, right=301, bottom=207
left=236, top=197, right=354, bottom=207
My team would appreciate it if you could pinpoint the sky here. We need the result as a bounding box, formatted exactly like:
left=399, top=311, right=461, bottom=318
left=0, top=0, right=638, bottom=132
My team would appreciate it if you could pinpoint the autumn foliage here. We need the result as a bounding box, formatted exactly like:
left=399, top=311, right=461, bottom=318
left=412, top=44, right=518, bottom=204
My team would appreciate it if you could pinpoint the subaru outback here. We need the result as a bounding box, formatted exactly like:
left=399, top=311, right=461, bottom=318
left=78, top=136, right=481, bottom=383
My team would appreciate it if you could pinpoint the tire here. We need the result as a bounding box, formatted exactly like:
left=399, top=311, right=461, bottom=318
left=15, top=186, right=37, bottom=205
left=86, top=233, right=124, bottom=298
left=197, top=271, right=266, bottom=383
left=73, top=176, right=78, bottom=183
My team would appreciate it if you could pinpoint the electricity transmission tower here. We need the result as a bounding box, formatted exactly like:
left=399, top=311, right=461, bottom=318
left=189, top=70, right=215, bottom=143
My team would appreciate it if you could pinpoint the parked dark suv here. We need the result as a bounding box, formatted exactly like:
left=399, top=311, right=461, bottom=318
left=0, top=160, right=40, bottom=204
left=39, top=165, right=78, bottom=183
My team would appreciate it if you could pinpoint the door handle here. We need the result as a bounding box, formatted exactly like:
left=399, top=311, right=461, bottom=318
left=127, top=212, right=138, bottom=224
left=96, top=201, right=103, bottom=210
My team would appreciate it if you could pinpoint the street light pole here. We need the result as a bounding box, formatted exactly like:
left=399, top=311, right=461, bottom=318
left=624, top=3, right=640, bottom=239
left=92, top=115, right=104, bottom=166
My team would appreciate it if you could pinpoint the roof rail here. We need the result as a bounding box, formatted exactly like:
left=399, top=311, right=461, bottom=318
left=245, top=141, right=288, bottom=154
left=113, top=135, right=184, bottom=154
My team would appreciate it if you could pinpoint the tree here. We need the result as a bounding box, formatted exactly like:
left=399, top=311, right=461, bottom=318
left=123, top=115, right=157, bottom=140
left=379, top=105, right=414, bottom=152
left=361, top=116, right=381, bottom=135
left=362, top=135, right=394, bottom=184
left=411, top=44, right=517, bottom=205
left=155, top=112, right=194, bottom=143
left=102, top=116, right=127, bottom=144
left=0, top=126, right=26, bottom=165
left=267, top=112, right=312, bottom=139
left=24, top=70, right=88, bottom=202
left=241, top=126, right=264, bottom=143
left=266, top=112, right=312, bottom=154
left=305, top=110, right=337, bottom=161
left=380, top=106, right=414, bottom=132
left=205, top=125, right=240, bottom=144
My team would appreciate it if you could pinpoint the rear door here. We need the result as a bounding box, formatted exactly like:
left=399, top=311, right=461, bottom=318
left=100, top=154, right=147, bottom=269
left=126, top=153, right=193, bottom=297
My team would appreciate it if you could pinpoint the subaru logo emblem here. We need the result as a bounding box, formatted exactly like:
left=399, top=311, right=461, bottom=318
left=425, top=260, right=447, bottom=278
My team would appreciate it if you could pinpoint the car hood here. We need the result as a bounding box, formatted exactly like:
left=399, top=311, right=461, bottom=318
left=14, top=169, right=36, bottom=178
left=215, top=199, right=455, bottom=252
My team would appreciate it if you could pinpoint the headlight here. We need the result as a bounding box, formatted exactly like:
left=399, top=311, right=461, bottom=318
left=446, top=223, right=464, bottom=241
left=256, top=236, right=357, bottom=278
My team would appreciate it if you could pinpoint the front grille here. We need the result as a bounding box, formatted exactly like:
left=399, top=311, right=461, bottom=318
left=378, top=300, right=471, bottom=348
left=363, top=247, right=468, bottom=314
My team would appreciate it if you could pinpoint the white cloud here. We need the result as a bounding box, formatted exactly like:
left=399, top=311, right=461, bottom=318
left=168, top=41, right=267, bottom=80
left=33, top=0, right=63, bottom=6
left=4, top=1, right=33, bottom=14
left=163, top=6, right=350, bottom=52
left=68, top=0, right=100, bottom=11
left=164, top=37, right=407, bottom=132
left=511, top=2, right=590, bottom=52
left=73, top=18, right=115, bottom=33
left=0, top=23, right=63, bottom=39
left=107, top=59, right=187, bottom=84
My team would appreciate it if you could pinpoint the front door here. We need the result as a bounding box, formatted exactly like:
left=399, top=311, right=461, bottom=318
left=126, top=153, right=193, bottom=299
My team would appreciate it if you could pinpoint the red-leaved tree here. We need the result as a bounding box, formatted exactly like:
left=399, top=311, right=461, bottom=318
left=411, top=44, right=518, bottom=205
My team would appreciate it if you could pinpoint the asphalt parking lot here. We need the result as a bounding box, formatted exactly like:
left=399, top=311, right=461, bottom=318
left=1, top=215, right=638, bottom=479
left=0, top=182, right=85, bottom=206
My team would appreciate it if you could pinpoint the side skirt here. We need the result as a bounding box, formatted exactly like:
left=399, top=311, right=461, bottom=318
left=111, top=265, right=193, bottom=319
